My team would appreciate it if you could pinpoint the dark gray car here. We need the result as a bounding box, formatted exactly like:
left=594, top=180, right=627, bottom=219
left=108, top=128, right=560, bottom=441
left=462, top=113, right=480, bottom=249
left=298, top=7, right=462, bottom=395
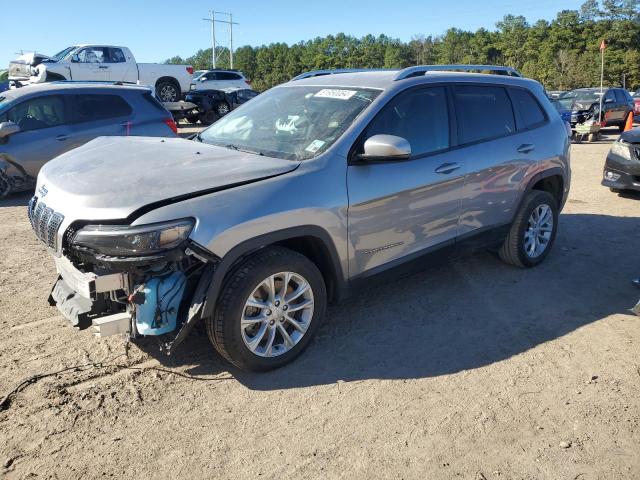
left=0, top=82, right=178, bottom=196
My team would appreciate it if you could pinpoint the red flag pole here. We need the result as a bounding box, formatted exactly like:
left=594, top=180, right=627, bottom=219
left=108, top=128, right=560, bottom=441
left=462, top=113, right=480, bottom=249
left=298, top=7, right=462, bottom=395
left=599, top=40, right=606, bottom=124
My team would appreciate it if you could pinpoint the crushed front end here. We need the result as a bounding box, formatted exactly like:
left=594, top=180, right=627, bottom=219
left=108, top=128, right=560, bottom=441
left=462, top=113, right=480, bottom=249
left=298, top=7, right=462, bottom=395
left=28, top=195, right=217, bottom=353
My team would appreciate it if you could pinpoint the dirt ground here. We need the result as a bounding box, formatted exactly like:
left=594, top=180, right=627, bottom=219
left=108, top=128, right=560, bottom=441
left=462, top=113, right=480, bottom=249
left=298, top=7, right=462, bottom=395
left=1, top=129, right=639, bottom=480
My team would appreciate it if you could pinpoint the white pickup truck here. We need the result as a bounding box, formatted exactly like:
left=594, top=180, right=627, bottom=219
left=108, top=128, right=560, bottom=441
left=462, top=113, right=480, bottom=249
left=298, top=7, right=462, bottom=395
left=9, top=45, right=193, bottom=102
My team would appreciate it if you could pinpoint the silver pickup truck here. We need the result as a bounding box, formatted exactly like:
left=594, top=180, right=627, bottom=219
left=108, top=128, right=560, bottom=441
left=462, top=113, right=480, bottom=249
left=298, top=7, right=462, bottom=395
left=9, top=45, right=193, bottom=101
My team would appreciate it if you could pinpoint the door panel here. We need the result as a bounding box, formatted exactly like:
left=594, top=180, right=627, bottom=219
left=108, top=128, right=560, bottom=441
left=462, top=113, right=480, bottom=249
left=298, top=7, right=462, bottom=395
left=69, top=47, right=109, bottom=81
left=348, top=152, right=465, bottom=275
left=1, top=94, right=72, bottom=178
left=347, top=86, right=464, bottom=277
left=452, top=85, right=529, bottom=234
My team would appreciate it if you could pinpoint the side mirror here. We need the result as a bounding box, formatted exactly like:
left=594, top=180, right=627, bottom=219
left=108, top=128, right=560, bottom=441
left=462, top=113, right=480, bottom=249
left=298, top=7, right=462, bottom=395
left=357, top=134, right=411, bottom=162
left=0, top=121, right=20, bottom=139
left=71, top=54, right=80, bottom=63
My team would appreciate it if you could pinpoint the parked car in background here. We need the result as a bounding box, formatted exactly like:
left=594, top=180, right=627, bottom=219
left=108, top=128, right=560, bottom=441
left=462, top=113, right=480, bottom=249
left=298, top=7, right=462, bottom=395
left=632, top=91, right=640, bottom=118
left=189, top=69, right=251, bottom=91
left=184, top=88, right=259, bottom=124
left=602, top=129, right=640, bottom=193
left=555, top=87, right=634, bottom=131
left=31, top=66, right=570, bottom=372
left=9, top=45, right=193, bottom=102
left=547, top=90, right=567, bottom=99
left=0, top=82, right=177, bottom=196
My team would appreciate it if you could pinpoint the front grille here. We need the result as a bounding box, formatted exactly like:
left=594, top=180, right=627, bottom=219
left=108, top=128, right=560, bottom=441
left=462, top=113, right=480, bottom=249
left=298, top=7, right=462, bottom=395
left=27, top=196, right=64, bottom=249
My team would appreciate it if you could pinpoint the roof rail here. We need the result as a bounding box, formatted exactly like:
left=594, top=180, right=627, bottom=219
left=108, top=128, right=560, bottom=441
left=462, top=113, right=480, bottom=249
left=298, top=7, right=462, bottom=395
left=290, top=68, right=388, bottom=81
left=395, top=65, right=522, bottom=81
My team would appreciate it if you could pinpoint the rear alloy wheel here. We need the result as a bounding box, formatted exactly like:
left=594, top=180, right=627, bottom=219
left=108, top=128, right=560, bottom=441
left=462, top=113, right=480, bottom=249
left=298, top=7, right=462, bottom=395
left=156, top=81, right=180, bottom=103
left=499, top=190, right=558, bottom=268
left=207, top=247, right=326, bottom=371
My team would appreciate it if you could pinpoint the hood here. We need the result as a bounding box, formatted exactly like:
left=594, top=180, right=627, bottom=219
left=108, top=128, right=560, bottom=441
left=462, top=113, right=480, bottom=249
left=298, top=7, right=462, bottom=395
left=37, top=136, right=299, bottom=221
left=620, top=128, right=640, bottom=144
left=11, top=52, right=54, bottom=66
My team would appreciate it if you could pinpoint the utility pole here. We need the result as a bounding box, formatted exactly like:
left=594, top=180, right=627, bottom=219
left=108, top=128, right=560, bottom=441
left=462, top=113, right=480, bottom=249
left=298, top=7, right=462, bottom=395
left=202, top=11, right=238, bottom=69
left=202, top=11, right=217, bottom=68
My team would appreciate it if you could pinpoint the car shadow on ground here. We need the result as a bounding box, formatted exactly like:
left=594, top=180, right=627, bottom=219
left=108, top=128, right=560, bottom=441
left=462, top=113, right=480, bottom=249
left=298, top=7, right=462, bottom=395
left=138, top=212, right=640, bottom=389
left=0, top=191, right=32, bottom=208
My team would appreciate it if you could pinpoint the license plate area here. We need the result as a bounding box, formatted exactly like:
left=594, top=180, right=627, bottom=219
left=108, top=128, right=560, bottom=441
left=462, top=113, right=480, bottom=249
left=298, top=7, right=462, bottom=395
left=54, top=256, right=129, bottom=300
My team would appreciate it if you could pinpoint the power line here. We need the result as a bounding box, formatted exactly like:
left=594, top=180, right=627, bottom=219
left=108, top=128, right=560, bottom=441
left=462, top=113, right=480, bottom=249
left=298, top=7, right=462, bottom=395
left=202, top=10, right=239, bottom=69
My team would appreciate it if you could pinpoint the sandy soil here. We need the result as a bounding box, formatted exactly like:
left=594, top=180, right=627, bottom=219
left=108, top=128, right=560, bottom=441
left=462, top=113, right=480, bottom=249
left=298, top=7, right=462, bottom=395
left=1, top=130, right=639, bottom=479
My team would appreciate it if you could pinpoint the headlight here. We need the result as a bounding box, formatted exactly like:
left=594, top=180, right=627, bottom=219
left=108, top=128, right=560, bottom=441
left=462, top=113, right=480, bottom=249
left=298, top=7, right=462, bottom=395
left=610, top=141, right=632, bottom=161
left=71, top=219, right=194, bottom=256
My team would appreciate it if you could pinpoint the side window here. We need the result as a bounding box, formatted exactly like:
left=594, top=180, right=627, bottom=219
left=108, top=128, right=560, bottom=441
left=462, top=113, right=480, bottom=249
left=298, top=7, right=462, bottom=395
left=6, top=95, right=66, bottom=132
left=217, top=72, right=240, bottom=81
left=73, top=94, right=132, bottom=123
left=365, top=87, right=449, bottom=157
left=509, top=88, right=546, bottom=130
left=109, top=48, right=126, bottom=63
left=453, top=85, right=515, bottom=144
left=603, top=90, right=616, bottom=103
left=203, top=72, right=217, bottom=81
left=77, top=47, right=107, bottom=63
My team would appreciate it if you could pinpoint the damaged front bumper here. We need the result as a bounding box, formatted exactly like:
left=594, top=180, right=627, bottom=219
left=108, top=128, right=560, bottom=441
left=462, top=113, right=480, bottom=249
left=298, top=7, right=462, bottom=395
left=47, top=243, right=217, bottom=354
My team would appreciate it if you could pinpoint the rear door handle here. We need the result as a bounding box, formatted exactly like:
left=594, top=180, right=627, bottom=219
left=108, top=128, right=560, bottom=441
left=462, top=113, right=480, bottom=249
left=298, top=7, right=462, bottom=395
left=517, top=143, right=535, bottom=154
left=98, top=65, right=109, bottom=69
left=435, top=162, right=460, bottom=175
left=56, top=134, right=68, bottom=141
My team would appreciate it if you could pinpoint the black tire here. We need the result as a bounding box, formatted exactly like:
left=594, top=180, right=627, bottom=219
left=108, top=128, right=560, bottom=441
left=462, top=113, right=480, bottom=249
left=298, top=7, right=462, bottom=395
left=610, top=187, right=622, bottom=193
left=185, top=114, right=200, bottom=124
left=215, top=101, right=231, bottom=116
left=0, top=170, right=14, bottom=197
left=199, top=110, right=218, bottom=125
left=156, top=81, right=180, bottom=103
left=206, top=246, right=327, bottom=372
left=498, top=190, right=559, bottom=268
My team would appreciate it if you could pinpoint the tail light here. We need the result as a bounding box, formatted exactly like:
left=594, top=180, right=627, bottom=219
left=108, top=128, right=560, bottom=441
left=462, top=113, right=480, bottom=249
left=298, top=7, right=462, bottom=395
left=164, top=118, right=178, bottom=134
left=187, top=66, right=194, bottom=75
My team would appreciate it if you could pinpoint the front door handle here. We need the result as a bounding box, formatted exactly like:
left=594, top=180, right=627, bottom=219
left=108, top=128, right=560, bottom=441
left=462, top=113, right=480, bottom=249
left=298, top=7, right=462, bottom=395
left=56, top=134, right=68, bottom=141
left=435, top=162, right=460, bottom=175
left=98, top=65, right=109, bottom=69
left=517, top=143, right=535, bottom=154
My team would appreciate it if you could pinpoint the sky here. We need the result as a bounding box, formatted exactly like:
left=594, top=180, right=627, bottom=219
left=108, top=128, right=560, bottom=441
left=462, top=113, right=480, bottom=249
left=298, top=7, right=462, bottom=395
left=1, top=0, right=583, bottom=67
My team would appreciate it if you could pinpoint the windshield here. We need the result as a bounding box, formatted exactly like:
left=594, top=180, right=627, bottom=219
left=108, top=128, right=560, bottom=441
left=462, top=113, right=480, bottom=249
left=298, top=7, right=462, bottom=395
left=51, top=46, right=77, bottom=61
left=199, top=86, right=380, bottom=161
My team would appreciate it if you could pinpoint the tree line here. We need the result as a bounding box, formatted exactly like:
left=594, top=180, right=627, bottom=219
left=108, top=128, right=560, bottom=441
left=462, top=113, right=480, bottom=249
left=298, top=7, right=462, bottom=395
left=166, top=0, right=640, bottom=91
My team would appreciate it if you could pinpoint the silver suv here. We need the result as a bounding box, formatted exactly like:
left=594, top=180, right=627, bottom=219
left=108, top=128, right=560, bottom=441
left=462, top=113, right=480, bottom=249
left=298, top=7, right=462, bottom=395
left=30, top=66, right=570, bottom=371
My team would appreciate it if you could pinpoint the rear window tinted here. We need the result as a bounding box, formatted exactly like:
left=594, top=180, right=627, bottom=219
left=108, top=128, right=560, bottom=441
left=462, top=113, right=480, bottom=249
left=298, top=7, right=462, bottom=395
left=509, top=88, right=546, bottom=129
left=453, top=85, right=515, bottom=144
left=217, top=72, right=241, bottom=80
left=73, top=94, right=132, bottom=123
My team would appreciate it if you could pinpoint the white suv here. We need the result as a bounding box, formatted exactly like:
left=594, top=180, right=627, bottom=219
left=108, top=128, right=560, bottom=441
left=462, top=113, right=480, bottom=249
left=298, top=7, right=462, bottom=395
left=190, top=69, right=251, bottom=91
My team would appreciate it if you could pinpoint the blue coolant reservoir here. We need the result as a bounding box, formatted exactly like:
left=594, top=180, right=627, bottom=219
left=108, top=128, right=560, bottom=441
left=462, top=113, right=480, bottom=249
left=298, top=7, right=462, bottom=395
left=135, top=271, right=186, bottom=336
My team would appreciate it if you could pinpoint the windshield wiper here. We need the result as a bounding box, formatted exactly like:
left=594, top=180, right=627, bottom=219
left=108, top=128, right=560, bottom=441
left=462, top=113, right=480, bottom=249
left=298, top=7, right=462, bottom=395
left=225, top=144, right=264, bottom=156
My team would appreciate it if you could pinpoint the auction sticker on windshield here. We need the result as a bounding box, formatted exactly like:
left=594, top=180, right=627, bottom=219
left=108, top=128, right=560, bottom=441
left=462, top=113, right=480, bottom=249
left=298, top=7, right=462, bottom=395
left=314, top=89, right=357, bottom=100
left=305, top=139, right=326, bottom=153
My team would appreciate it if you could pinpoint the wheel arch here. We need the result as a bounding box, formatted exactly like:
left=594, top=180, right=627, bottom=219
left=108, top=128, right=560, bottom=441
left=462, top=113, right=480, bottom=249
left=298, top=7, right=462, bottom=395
left=155, top=76, right=180, bottom=89
left=201, top=225, right=347, bottom=320
left=516, top=167, right=567, bottom=216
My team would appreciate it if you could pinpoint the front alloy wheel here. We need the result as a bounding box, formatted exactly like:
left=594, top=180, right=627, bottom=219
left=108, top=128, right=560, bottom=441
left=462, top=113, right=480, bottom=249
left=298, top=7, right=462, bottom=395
left=241, top=272, right=314, bottom=357
left=207, top=246, right=326, bottom=371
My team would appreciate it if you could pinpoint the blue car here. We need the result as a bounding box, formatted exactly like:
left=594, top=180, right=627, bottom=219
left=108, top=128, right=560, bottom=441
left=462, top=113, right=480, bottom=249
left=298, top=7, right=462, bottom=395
left=0, top=82, right=178, bottom=196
